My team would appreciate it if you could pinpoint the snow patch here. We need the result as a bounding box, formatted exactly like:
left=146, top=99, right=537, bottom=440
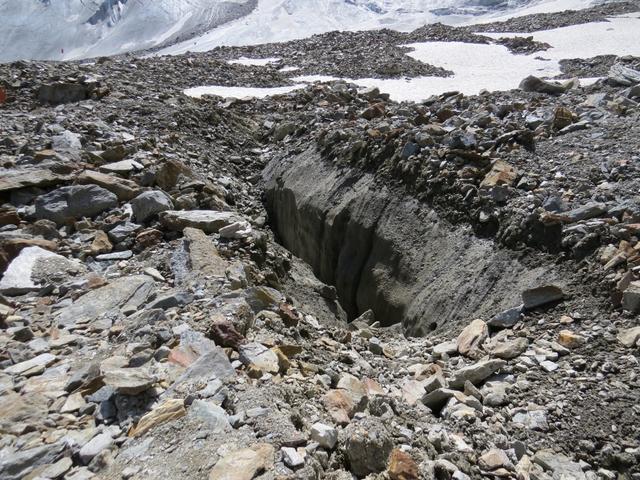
left=228, top=57, right=281, bottom=66
left=183, top=84, right=305, bottom=99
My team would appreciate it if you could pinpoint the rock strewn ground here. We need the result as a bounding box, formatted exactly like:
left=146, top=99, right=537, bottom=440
left=0, top=15, right=639, bottom=480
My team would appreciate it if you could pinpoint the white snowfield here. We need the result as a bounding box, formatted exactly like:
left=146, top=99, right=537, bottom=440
left=184, top=13, right=640, bottom=102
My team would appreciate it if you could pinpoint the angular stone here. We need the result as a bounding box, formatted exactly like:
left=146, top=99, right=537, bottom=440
left=42, top=457, right=73, bottom=479
left=282, top=447, right=305, bottom=468
left=208, top=443, right=274, bottom=480
left=99, top=159, right=142, bottom=174
left=491, top=337, right=529, bottom=360
left=131, top=191, right=174, bottom=223
left=238, top=342, right=279, bottom=373
left=432, top=340, right=458, bottom=357
left=457, top=319, right=488, bottom=356
left=533, top=450, right=586, bottom=480
left=487, top=306, right=523, bottom=328
left=35, top=185, right=118, bottom=225
left=449, top=359, right=506, bottom=388
left=388, top=449, right=420, bottom=480
left=130, top=399, right=186, bottom=437
left=77, top=170, right=142, bottom=201
left=90, top=230, right=112, bottom=255
left=0, top=168, right=67, bottom=194
left=480, top=160, right=518, bottom=188
left=522, top=285, right=564, bottom=309
left=0, top=441, right=66, bottom=480
left=103, top=367, right=155, bottom=395
left=479, top=449, right=512, bottom=471
left=183, top=227, right=228, bottom=278
left=622, top=281, right=640, bottom=314
left=207, top=320, right=245, bottom=349
left=0, top=246, right=77, bottom=295
left=55, top=275, right=154, bottom=327
left=189, top=400, right=230, bottom=432
left=311, top=422, right=338, bottom=449
left=557, top=330, right=585, bottom=349
left=159, top=210, right=242, bottom=234
left=422, top=388, right=456, bottom=411
left=344, top=417, right=393, bottom=477
left=79, top=432, right=113, bottom=464
left=519, top=76, right=565, bottom=95
left=618, top=326, right=640, bottom=347
left=5, top=353, right=56, bottom=375
left=323, top=389, right=356, bottom=425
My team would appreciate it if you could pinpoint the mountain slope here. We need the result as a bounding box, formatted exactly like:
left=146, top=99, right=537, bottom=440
left=0, top=0, right=257, bottom=62
left=0, top=0, right=599, bottom=62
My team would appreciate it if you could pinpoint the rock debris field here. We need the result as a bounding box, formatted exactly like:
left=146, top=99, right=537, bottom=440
left=1, top=3, right=640, bottom=480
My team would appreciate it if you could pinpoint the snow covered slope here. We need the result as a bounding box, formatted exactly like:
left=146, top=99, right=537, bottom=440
left=157, top=0, right=598, bottom=56
left=0, top=0, right=256, bottom=62
left=0, top=0, right=600, bottom=62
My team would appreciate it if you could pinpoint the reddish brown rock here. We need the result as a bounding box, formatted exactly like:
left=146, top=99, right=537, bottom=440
left=388, top=449, right=420, bottom=480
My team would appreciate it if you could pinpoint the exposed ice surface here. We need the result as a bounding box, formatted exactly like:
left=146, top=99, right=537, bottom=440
left=157, top=0, right=601, bottom=56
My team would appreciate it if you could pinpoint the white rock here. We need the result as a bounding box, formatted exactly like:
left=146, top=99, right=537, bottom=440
left=282, top=447, right=305, bottom=468
left=79, top=432, right=113, bottom=464
left=0, top=246, right=60, bottom=295
left=310, top=422, right=338, bottom=449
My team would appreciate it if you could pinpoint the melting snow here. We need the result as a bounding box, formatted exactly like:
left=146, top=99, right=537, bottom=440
left=183, top=84, right=305, bottom=99
left=228, top=57, right=281, bottom=66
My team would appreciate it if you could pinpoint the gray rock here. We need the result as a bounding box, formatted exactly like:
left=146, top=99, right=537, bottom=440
left=35, top=185, right=118, bottom=225
left=0, top=246, right=83, bottom=295
left=147, top=291, right=194, bottom=310
left=52, top=130, right=82, bottom=151
left=519, top=75, right=566, bottom=95
left=4, top=352, right=56, bottom=375
left=491, top=337, right=529, bottom=360
left=189, top=400, right=230, bottom=432
left=159, top=210, right=242, bottom=234
left=449, top=359, right=506, bottom=388
left=564, top=202, right=607, bottom=223
left=55, top=275, right=154, bottom=328
left=622, top=281, right=640, bottom=314
left=103, top=367, right=155, bottom=395
left=131, top=191, right=174, bottom=223
left=238, top=342, right=279, bottom=373
left=79, top=432, right=113, bottom=465
left=0, top=441, right=66, bottom=480
left=37, top=83, right=89, bottom=104
left=311, top=422, right=338, bottom=450
left=617, top=326, right=640, bottom=347
left=522, top=285, right=564, bottom=309
left=107, top=223, right=142, bottom=243
left=95, top=250, right=133, bottom=261
left=487, top=305, right=523, bottom=328
left=533, top=450, right=586, bottom=480
left=344, top=417, right=393, bottom=477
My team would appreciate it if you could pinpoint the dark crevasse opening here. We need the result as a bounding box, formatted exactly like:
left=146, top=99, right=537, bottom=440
left=263, top=147, right=561, bottom=336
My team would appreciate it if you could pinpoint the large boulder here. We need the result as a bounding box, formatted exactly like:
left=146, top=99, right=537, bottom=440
left=35, top=184, right=118, bottom=225
left=344, top=417, right=393, bottom=477
left=131, top=190, right=174, bottom=223
left=37, top=82, right=90, bottom=105
left=0, top=246, right=85, bottom=296
left=519, top=76, right=566, bottom=95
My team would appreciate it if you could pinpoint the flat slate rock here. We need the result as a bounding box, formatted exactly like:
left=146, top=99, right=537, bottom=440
left=55, top=275, right=154, bottom=327
left=159, top=210, right=242, bottom=234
